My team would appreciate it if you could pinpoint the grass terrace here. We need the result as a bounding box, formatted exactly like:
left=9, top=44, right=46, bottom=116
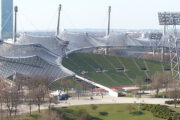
left=62, top=53, right=170, bottom=87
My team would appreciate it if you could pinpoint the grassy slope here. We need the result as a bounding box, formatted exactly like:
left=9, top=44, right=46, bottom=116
left=14, top=104, right=163, bottom=120
left=70, top=104, right=162, bottom=120
left=62, top=53, right=168, bottom=87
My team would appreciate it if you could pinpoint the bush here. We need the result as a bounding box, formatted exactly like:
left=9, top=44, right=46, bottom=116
left=125, top=94, right=134, bottom=97
left=99, top=112, right=108, bottom=116
left=125, top=104, right=136, bottom=113
left=165, top=100, right=180, bottom=105
left=90, top=104, right=98, bottom=110
left=131, top=111, right=144, bottom=116
left=77, top=109, right=92, bottom=120
left=140, top=104, right=180, bottom=120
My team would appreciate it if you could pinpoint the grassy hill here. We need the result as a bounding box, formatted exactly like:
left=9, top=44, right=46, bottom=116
left=14, top=104, right=162, bottom=120
left=62, top=53, right=170, bottom=87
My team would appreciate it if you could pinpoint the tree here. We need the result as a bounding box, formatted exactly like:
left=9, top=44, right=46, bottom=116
left=162, top=72, right=172, bottom=95
left=31, top=85, right=47, bottom=113
left=168, top=80, right=180, bottom=108
left=59, top=77, right=72, bottom=93
left=25, top=75, right=51, bottom=114
left=150, top=72, right=164, bottom=96
left=134, top=77, right=145, bottom=98
left=0, top=77, right=8, bottom=119
left=2, top=86, right=21, bottom=117
left=26, top=90, right=34, bottom=115
left=29, top=76, right=49, bottom=113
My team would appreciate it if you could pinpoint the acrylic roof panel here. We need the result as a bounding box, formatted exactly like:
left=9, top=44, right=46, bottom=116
left=17, top=33, right=68, bottom=56
left=0, top=41, right=58, bottom=65
left=0, top=56, right=72, bottom=80
left=92, top=33, right=143, bottom=47
left=59, top=32, right=105, bottom=51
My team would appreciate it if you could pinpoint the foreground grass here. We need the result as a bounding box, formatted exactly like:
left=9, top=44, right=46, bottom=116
left=13, top=104, right=164, bottom=120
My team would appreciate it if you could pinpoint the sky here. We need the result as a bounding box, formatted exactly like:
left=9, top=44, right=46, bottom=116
left=12, top=0, right=180, bottom=31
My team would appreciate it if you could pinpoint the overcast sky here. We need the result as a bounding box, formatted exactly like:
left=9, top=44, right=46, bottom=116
left=12, top=0, right=180, bottom=31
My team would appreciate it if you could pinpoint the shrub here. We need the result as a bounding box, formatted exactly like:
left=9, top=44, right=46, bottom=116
left=165, top=100, right=180, bottom=105
left=125, top=104, right=136, bottom=113
left=77, top=109, right=92, bottom=120
left=131, top=111, right=144, bottom=116
left=90, top=104, right=98, bottom=110
left=99, top=112, right=108, bottom=116
left=140, top=104, right=180, bottom=120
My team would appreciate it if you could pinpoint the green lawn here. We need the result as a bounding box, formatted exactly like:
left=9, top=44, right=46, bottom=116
left=13, top=104, right=164, bottom=120
left=62, top=53, right=168, bottom=87
left=69, top=104, right=163, bottom=120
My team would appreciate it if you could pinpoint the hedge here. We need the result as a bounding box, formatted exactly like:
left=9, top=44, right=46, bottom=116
left=140, top=104, right=180, bottom=120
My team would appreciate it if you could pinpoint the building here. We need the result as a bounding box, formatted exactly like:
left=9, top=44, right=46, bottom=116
left=1, top=0, right=13, bottom=39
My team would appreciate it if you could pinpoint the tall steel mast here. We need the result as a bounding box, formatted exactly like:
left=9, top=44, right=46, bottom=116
left=14, top=6, right=18, bottom=42
left=105, top=6, right=111, bottom=55
left=57, top=4, right=62, bottom=36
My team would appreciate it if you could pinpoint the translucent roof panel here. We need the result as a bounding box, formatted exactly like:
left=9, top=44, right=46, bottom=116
left=0, top=56, right=73, bottom=80
left=0, top=41, right=58, bottom=65
left=91, top=33, right=143, bottom=47
left=59, top=32, right=105, bottom=51
left=17, top=33, right=69, bottom=56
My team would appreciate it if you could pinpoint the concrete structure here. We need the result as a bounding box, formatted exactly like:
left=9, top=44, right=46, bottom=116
left=1, top=0, right=13, bottom=39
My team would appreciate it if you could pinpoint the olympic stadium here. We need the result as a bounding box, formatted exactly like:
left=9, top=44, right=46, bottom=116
left=0, top=30, right=172, bottom=96
left=0, top=1, right=178, bottom=97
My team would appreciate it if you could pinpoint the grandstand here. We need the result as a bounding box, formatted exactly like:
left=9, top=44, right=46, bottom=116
left=62, top=52, right=169, bottom=87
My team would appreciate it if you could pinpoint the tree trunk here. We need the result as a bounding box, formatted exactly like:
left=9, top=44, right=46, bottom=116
left=156, top=88, right=159, bottom=96
left=15, top=106, right=17, bottom=116
left=0, top=102, right=2, bottom=113
left=78, top=93, right=79, bottom=100
left=9, top=110, right=12, bottom=117
left=38, top=104, right=40, bottom=113
left=29, top=103, right=32, bottom=115
left=174, top=98, right=177, bottom=108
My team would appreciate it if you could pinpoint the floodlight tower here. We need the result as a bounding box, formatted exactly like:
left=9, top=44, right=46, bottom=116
left=158, top=12, right=180, bottom=80
left=56, top=4, right=62, bottom=36
left=149, top=33, right=162, bottom=56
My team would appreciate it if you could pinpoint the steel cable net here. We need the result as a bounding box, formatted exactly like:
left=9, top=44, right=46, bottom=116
left=0, top=55, right=70, bottom=79
left=0, top=32, right=145, bottom=82
left=17, top=33, right=68, bottom=56
left=89, top=33, right=143, bottom=47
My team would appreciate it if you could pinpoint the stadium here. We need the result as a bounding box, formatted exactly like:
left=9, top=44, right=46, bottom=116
left=0, top=2, right=178, bottom=97
left=0, top=30, right=172, bottom=96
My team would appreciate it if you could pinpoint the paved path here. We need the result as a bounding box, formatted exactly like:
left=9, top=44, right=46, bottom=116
left=15, top=95, right=172, bottom=114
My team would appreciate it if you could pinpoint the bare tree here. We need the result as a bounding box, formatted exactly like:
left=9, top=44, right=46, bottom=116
left=59, top=78, right=71, bottom=93
left=0, top=77, right=8, bottom=119
left=2, top=86, right=20, bottom=117
left=25, top=75, right=51, bottom=114
left=19, top=76, right=51, bottom=115
left=150, top=72, right=164, bottom=96
left=31, top=85, right=47, bottom=113
left=162, top=72, right=172, bottom=95
left=168, top=80, right=180, bottom=108
left=26, top=90, right=34, bottom=115
left=134, top=77, right=145, bottom=98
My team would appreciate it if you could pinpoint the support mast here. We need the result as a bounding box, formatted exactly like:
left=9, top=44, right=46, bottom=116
left=105, top=6, right=111, bottom=55
left=107, top=6, right=111, bottom=37
left=14, top=6, right=18, bottom=42
left=56, top=4, right=62, bottom=36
